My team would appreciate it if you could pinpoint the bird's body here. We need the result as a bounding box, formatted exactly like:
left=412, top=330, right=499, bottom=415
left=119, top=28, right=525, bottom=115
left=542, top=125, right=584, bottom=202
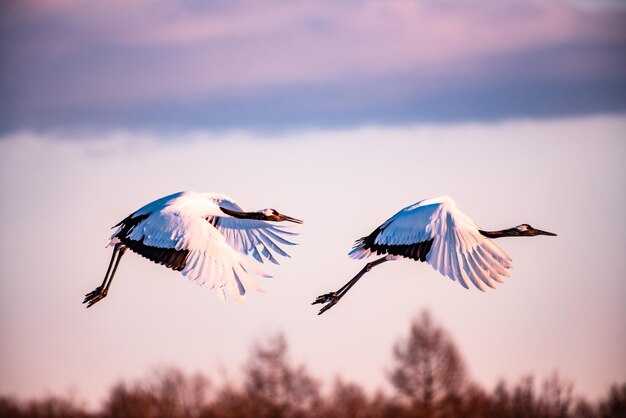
left=84, top=191, right=302, bottom=307
left=313, top=196, right=556, bottom=314
left=349, top=196, right=514, bottom=290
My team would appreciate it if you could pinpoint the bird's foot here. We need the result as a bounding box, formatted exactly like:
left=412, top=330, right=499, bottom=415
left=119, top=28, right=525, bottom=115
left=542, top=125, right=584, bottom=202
left=312, top=292, right=337, bottom=305
left=312, top=292, right=340, bottom=315
left=83, top=286, right=107, bottom=308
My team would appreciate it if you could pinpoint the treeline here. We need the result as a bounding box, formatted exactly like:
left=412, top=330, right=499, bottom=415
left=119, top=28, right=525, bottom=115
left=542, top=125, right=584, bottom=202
left=1, top=311, right=624, bottom=418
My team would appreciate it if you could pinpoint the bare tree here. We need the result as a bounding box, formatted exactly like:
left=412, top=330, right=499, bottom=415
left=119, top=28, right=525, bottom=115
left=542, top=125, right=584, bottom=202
left=539, top=372, right=575, bottom=418
left=101, top=367, right=210, bottom=418
left=0, top=396, right=22, bottom=418
left=598, top=383, right=626, bottom=418
left=389, top=311, right=468, bottom=418
left=459, top=383, right=492, bottom=418
left=4, top=325, right=625, bottom=418
left=487, top=373, right=592, bottom=418
left=512, top=376, right=540, bottom=418
left=322, top=378, right=370, bottom=418
left=145, top=368, right=210, bottom=418
left=240, top=334, right=321, bottom=418
left=102, top=381, right=156, bottom=418
left=0, top=394, right=89, bottom=418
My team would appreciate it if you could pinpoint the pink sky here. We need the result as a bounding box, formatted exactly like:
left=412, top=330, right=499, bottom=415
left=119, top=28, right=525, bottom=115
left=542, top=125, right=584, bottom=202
left=0, top=115, right=624, bottom=406
left=1, top=0, right=625, bottom=407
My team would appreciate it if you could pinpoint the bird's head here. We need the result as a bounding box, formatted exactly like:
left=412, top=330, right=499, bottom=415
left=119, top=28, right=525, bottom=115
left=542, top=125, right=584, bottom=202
left=514, top=224, right=557, bottom=237
left=260, top=208, right=303, bottom=224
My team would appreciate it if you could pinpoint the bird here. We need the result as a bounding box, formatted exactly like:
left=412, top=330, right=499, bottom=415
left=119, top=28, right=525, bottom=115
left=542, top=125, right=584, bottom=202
left=312, top=196, right=556, bottom=315
left=84, top=191, right=302, bottom=308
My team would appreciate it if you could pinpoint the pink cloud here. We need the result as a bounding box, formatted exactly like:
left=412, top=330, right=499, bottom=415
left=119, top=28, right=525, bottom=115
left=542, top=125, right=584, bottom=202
left=7, top=0, right=626, bottom=109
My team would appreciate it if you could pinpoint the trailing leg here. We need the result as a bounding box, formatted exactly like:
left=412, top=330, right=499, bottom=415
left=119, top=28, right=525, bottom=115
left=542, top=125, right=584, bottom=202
left=83, top=244, right=126, bottom=308
left=312, top=256, right=389, bottom=315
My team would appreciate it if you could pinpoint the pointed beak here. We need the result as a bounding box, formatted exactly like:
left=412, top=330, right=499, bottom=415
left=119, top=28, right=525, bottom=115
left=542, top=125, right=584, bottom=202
left=279, top=214, right=303, bottom=224
left=533, top=228, right=557, bottom=237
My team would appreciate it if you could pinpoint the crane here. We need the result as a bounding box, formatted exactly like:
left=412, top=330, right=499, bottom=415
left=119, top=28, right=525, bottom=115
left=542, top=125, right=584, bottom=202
left=313, top=196, right=555, bottom=315
left=84, top=191, right=302, bottom=307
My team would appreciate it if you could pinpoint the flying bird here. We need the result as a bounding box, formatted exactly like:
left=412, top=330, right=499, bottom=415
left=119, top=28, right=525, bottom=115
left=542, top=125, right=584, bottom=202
left=84, top=191, right=302, bottom=308
left=313, top=196, right=556, bottom=315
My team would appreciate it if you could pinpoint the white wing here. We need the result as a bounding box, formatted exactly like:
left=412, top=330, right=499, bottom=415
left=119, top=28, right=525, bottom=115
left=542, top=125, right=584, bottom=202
left=118, top=204, right=265, bottom=302
left=209, top=195, right=298, bottom=264
left=349, top=196, right=513, bottom=291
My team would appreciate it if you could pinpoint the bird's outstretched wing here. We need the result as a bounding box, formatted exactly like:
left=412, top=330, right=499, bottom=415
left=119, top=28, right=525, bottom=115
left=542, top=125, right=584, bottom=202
left=349, top=197, right=512, bottom=290
left=209, top=195, right=298, bottom=264
left=114, top=207, right=265, bottom=302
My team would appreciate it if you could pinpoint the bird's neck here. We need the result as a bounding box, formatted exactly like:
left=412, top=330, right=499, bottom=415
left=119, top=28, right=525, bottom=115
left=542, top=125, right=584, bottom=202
left=478, top=228, right=520, bottom=239
left=219, top=206, right=267, bottom=221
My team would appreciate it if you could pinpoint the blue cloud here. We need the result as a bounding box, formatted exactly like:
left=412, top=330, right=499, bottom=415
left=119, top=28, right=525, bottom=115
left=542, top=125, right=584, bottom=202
left=1, top=0, right=625, bottom=134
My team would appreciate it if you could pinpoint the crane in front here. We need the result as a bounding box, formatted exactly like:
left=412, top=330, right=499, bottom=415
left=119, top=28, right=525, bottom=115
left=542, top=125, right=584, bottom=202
left=84, top=191, right=302, bottom=307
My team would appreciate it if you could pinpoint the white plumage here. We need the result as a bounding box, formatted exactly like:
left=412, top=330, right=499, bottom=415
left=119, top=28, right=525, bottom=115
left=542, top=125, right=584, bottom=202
left=349, top=196, right=512, bottom=290
left=314, top=196, right=555, bottom=314
left=85, top=191, right=302, bottom=307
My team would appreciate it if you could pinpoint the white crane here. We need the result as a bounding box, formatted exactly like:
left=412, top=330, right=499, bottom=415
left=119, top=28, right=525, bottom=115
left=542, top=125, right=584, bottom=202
left=84, top=191, right=302, bottom=307
left=313, top=196, right=556, bottom=315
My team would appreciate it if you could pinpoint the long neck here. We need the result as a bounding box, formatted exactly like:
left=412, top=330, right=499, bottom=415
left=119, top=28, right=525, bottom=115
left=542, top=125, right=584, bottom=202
left=478, top=228, right=521, bottom=239
left=219, top=206, right=268, bottom=221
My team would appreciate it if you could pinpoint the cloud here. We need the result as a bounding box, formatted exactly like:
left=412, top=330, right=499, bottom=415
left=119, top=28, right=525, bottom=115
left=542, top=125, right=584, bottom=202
left=1, top=0, right=625, bottom=132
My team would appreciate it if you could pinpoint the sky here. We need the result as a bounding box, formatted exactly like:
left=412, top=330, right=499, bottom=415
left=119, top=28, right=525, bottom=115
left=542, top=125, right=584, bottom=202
left=1, top=0, right=625, bottom=131
left=0, top=0, right=625, bottom=408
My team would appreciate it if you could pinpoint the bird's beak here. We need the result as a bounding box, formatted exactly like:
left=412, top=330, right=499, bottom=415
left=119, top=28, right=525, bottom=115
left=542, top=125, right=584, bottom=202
left=279, top=213, right=303, bottom=224
left=533, top=228, right=557, bottom=236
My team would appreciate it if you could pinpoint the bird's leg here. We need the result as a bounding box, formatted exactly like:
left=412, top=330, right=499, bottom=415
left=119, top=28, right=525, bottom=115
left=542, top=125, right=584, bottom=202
left=102, top=246, right=126, bottom=296
left=313, top=256, right=389, bottom=315
left=83, top=244, right=119, bottom=304
left=83, top=244, right=126, bottom=308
